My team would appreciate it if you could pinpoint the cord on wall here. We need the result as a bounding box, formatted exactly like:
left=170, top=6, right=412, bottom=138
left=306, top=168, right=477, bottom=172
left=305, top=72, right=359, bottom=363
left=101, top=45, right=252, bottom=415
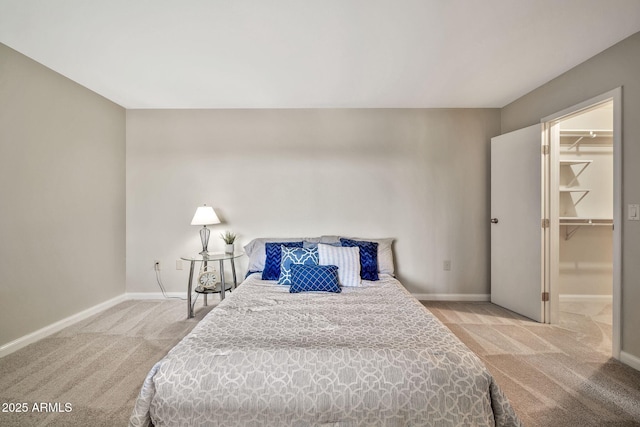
left=155, top=266, right=188, bottom=301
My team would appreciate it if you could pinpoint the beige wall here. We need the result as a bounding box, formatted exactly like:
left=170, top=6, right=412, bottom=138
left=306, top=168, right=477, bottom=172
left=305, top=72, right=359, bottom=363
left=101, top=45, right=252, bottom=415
left=501, top=32, right=640, bottom=361
left=559, top=228, right=613, bottom=296
left=126, top=109, right=500, bottom=297
left=8, top=28, right=635, bottom=362
left=0, top=44, right=126, bottom=347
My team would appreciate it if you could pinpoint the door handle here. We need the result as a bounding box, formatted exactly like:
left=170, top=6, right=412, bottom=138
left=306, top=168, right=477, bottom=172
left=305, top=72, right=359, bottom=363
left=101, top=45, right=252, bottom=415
left=491, top=218, right=499, bottom=224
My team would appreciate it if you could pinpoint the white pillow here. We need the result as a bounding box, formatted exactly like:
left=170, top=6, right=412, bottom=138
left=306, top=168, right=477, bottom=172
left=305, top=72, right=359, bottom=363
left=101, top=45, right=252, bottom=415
left=343, top=237, right=395, bottom=276
left=318, top=243, right=361, bottom=287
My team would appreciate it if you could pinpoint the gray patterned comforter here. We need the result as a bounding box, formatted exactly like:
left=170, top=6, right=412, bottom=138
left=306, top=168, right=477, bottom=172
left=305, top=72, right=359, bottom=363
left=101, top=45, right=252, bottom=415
left=130, top=274, right=521, bottom=426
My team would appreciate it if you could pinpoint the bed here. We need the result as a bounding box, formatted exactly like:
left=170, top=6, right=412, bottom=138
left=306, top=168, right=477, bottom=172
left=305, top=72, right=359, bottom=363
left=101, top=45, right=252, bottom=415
left=129, top=237, right=521, bottom=426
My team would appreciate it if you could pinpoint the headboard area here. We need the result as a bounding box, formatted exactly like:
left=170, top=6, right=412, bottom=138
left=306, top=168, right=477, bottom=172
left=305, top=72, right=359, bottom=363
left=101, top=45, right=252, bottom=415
left=244, top=235, right=395, bottom=278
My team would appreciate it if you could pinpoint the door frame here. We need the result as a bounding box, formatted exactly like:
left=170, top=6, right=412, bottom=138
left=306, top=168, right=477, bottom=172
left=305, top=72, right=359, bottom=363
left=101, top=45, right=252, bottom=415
left=541, top=87, right=622, bottom=359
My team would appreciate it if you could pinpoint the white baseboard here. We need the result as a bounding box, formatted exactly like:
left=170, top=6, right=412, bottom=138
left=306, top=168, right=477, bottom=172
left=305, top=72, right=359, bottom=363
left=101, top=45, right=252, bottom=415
left=0, top=291, right=219, bottom=358
left=620, top=351, right=640, bottom=372
left=559, top=294, right=613, bottom=303
left=413, top=293, right=490, bottom=302
left=0, top=294, right=126, bottom=358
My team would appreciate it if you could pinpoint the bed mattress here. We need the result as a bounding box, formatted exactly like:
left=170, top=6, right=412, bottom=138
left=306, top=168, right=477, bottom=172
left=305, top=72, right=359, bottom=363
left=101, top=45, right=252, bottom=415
left=130, top=273, right=521, bottom=426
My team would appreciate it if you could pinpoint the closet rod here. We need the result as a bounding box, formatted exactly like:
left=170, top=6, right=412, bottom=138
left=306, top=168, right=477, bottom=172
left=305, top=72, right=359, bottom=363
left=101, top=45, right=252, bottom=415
left=567, top=131, right=596, bottom=150
left=561, top=129, right=612, bottom=137
left=562, top=219, right=613, bottom=240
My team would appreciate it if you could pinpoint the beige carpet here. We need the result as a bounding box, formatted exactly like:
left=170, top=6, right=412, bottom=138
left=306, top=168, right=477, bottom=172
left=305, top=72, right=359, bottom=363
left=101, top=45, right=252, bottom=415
left=0, top=299, right=214, bottom=427
left=423, top=301, right=640, bottom=427
left=1, top=298, right=639, bottom=426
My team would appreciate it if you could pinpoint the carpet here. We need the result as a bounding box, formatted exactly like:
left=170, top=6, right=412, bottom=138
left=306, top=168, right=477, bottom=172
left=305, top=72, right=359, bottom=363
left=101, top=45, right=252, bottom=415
left=0, top=299, right=214, bottom=427
left=1, top=298, right=639, bottom=426
left=423, top=301, right=640, bottom=427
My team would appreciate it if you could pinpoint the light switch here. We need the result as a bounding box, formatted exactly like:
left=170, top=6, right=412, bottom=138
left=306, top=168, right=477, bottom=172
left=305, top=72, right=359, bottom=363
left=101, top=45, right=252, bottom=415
left=629, top=204, right=640, bottom=221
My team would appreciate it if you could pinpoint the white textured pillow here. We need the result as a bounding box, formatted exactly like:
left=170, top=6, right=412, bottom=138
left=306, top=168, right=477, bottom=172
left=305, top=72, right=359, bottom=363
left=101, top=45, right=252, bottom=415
left=318, top=243, right=361, bottom=287
left=344, top=237, right=395, bottom=276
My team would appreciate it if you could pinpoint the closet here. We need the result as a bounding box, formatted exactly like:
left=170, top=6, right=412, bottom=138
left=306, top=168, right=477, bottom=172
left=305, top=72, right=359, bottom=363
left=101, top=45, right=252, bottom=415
left=491, top=91, right=620, bottom=355
left=556, top=103, right=613, bottom=328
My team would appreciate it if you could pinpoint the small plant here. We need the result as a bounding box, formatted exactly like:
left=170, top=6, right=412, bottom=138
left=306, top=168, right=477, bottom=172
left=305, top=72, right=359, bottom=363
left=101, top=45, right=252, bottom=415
left=220, top=231, right=237, bottom=244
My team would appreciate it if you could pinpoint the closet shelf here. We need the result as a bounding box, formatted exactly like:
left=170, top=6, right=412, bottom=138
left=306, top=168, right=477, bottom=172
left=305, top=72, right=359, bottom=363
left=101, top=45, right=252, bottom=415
left=560, top=129, right=613, bottom=138
left=559, top=217, right=612, bottom=223
left=559, top=188, right=590, bottom=206
left=560, top=160, right=592, bottom=187
left=559, top=188, right=590, bottom=192
left=559, top=160, right=593, bottom=166
left=560, top=129, right=613, bottom=150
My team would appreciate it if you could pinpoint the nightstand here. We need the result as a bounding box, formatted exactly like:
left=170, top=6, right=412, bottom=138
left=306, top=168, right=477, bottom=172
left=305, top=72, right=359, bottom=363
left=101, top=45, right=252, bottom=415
left=181, top=252, right=243, bottom=319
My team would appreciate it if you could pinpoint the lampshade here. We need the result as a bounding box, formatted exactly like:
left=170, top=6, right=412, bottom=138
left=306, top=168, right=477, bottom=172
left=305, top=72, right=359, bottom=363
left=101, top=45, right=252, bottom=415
left=190, top=205, right=221, bottom=226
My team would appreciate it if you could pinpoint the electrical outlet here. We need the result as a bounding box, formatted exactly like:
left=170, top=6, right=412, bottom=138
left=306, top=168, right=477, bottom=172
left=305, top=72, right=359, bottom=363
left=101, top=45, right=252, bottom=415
left=443, top=260, right=451, bottom=271
left=154, top=260, right=161, bottom=271
left=176, top=260, right=183, bottom=270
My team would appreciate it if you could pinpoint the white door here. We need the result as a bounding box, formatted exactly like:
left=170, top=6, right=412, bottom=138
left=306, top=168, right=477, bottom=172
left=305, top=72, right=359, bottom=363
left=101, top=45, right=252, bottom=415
left=491, top=124, right=546, bottom=322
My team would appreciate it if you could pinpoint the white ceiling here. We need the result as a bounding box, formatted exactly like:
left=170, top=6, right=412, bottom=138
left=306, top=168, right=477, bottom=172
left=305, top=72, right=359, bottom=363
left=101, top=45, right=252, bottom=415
left=1, top=0, right=640, bottom=109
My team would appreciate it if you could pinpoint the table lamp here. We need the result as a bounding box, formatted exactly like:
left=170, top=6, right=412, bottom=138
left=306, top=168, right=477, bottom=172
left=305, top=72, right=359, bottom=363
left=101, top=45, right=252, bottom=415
left=191, top=205, right=221, bottom=255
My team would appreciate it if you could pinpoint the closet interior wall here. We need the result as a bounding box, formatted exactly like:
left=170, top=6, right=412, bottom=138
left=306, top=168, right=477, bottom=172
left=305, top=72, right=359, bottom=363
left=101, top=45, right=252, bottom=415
left=558, top=104, right=613, bottom=298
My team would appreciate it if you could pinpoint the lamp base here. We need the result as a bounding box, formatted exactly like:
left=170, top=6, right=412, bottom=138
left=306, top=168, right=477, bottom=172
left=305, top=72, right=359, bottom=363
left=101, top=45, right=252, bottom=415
left=199, top=226, right=211, bottom=256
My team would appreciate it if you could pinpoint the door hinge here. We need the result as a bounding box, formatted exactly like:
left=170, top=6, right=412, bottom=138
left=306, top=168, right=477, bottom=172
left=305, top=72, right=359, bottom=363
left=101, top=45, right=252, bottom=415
left=542, top=292, right=550, bottom=302
left=541, top=218, right=549, bottom=228
left=542, top=145, right=549, bottom=155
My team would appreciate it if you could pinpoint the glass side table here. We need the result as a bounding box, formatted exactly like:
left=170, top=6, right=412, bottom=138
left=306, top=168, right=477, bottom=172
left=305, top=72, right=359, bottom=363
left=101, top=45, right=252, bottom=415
left=181, top=252, right=243, bottom=319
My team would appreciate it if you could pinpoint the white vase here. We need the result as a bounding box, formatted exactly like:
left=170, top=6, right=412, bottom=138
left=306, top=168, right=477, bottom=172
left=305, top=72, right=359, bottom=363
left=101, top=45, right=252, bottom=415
left=225, top=243, right=234, bottom=254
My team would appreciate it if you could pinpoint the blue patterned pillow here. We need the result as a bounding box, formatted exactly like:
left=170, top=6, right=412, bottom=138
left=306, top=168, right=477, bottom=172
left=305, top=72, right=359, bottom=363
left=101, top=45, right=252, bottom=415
left=290, top=264, right=341, bottom=293
left=278, top=246, right=319, bottom=285
left=340, top=238, right=379, bottom=281
left=262, top=241, right=303, bottom=280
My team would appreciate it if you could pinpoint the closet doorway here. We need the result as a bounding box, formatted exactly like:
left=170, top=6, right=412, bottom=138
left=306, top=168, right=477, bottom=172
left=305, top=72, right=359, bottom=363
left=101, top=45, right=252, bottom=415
left=544, top=89, right=621, bottom=358
left=490, top=88, right=621, bottom=359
